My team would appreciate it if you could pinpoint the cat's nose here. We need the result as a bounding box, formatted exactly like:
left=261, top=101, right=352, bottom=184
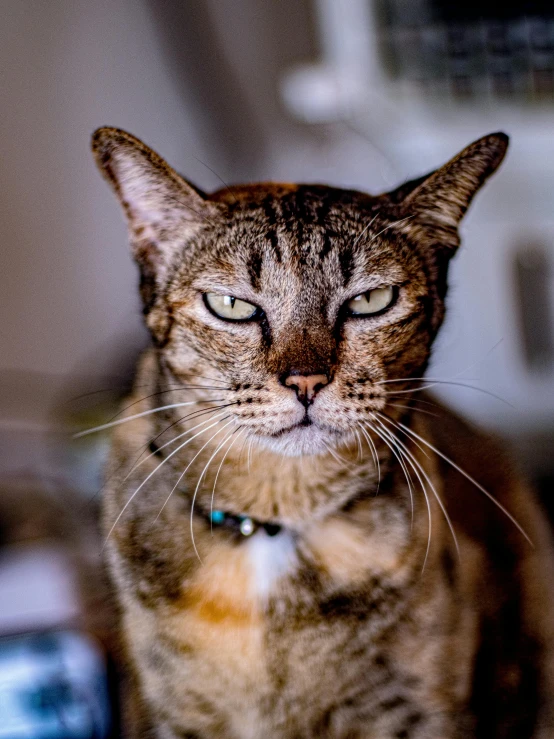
left=283, top=371, right=329, bottom=406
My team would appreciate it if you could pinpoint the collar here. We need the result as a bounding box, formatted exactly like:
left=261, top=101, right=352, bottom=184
left=148, top=439, right=282, bottom=538
left=206, top=508, right=282, bottom=538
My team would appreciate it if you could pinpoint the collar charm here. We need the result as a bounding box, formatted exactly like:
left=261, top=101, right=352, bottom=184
left=209, top=510, right=281, bottom=538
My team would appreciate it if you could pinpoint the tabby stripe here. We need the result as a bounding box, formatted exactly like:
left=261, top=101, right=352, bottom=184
left=247, top=248, right=263, bottom=290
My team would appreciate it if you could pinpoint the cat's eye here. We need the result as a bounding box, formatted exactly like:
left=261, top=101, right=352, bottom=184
left=204, top=293, right=259, bottom=321
left=346, top=286, right=396, bottom=316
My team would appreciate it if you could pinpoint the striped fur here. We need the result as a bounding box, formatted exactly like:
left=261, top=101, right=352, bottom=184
left=92, top=128, right=554, bottom=737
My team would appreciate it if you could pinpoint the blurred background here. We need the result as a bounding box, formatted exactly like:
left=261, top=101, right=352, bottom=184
left=1, top=0, right=554, bottom=735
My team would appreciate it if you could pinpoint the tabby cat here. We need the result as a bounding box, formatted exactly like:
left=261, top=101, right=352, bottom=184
left=90, top=127, right=554, bottom=738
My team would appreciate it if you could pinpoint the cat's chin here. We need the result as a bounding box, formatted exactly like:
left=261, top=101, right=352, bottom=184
left=253, top=423, right=343, bottom=457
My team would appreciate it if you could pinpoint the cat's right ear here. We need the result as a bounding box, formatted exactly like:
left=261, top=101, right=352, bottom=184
left=91, top=127, right=219, bottom=282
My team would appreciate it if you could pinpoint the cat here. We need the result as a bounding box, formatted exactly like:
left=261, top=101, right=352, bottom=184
left=90, top=127, right=554, bottom=738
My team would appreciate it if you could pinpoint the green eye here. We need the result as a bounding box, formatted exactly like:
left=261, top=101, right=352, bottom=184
left=347, top=286, right=395, bottom=316
left=204, top=293, right=259, bottom=321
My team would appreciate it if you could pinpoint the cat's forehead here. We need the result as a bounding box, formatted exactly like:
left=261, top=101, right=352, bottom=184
left=182, top=183, right=409, bottom=307
left=204, top=183, right=397, bottom=279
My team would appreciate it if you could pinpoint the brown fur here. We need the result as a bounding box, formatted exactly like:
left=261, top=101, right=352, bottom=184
left=91, top=127, right=554, bottom=737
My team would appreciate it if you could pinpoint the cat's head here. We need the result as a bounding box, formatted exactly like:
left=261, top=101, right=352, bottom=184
left=92, top=129, right=507, bottom=456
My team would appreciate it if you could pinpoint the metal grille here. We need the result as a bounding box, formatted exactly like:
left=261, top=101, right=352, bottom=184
left=379, top=0, right=554, bottom=99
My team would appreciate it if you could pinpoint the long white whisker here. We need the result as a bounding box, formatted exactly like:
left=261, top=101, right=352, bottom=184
left=384, top=410, right=430, bottom=459
left=353, top=427, right=363, bottom=461
left=372, top=424, right=414, bottom=516
left=184, top=419, right=237, bottom=562
left=396, top=420, right=533, bottom=546
left=358, top=423, right=380, bottom=493
left=351, top=213, right=379, bottom=248
left=115, top=383, right=231, bottom=416
left=96, top=406, right=233, bottom=505
left=353, top=214, right=415, bottom=250
left=451, top=337, right=504, bottom=380
left=122, top=409, right=231, bottom=482
left=376, top=413, right=460, bottom=556
left=103, top=416, right=228, bottom=546
left=322, top=442, right=341, bottom=466
left=155, top=418, right=236, bottom=526
left=388, top=402, right=440, bottom=419
left=360, top=422, right=414, bottom=528
left=210, top=427, right=246, bottom=532
left=323, top=441, right=353, bottom=469
left=365, top=419, right=433, bottom=568
left=74, top=400, right=223, bottom=438
left=380, top=379, right=513, bottom=407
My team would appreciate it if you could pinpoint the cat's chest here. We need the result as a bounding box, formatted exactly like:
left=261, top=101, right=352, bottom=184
left=160, top=508, right=410, bottom=658
left=183, top=507, right=406, bottom=613
left=128, top=510, right=435, bottom=737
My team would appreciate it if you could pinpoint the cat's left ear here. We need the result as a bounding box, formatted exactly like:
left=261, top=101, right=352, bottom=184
left=91, top=127, right=220, bottom=281
left=385, top=132, right=509, bottom=251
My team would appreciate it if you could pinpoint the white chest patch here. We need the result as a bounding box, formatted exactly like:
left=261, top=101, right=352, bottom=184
left=246, top=529, right=297, bottom=599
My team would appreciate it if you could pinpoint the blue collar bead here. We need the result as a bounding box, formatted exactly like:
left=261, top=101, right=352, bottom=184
left=210, top=510, right=226, bottom=525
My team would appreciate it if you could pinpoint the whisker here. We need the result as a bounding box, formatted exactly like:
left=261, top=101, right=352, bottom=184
left=238, top=433, right=251, bottom=470
left=83, top=408, right=215, bottom=508
left=400, top=397, right=443, bottom=410
left=353, top=427, right=363, bottom=461
left=366, top=418, right=434, bottom=568
left=210, top=427, right=246, bottom=532
left=381, top=411, right=430, bottom=459
left=103, top=415, right=229, bottom=546
left=363, top=419, right=414, bottom=527
left=395, top=420, right=533, bottom=546
left=129, top=404, right=234, bottom=466
left=380, top=378, right=514, bottom=408
left=451, top=337, right=504, bottom=380
left=92, top=404, right=237, bottom=505
left=323, top=441, right=353, bottom=469
left=122, top=408, right=233, bottom=482
left=185, top=420, right=238, bottom=562
left=351, top=213, right=379, bottom=249
left=193, top=157, right=238, bottom=204
left=153, top=419, right=236, bottom=562
left=74, top=400, right=224, bottom=438
left=106, top=380, right=230, bottom=424
left=367, top=215, right=416, bottom=245
left=322, top=442, right=339, bottom=465
left=376, top=412, right=460, bottom=555
left=357, top=423, right=380, bottom=492
left=66, top=380, right=198, bottom=405
left=388, top=402, right=440, bottom=419
left=353, top=214, right=415, bottom=250
left=157, top=418, right=236, bottom=523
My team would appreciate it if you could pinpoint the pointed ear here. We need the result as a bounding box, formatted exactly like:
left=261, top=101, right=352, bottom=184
left=91, top=127, right=219, bottom=284
left=388, top=132, right=509, bottom=252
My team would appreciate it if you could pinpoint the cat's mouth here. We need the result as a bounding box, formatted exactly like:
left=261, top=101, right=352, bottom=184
left=270, top=413, right=313, bottom=437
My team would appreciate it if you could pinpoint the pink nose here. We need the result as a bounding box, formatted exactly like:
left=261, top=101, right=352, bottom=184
left=284, top=373, right=329, bottom=405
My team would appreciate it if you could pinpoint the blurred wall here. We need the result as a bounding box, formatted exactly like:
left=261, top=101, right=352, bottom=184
left=1, top=0, right=553, bottom=484
left=1, top=1, right=212, bottom=383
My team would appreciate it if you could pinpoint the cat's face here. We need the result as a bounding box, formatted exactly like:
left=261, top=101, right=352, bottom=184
left=92, top=129, right=508, bottom=456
